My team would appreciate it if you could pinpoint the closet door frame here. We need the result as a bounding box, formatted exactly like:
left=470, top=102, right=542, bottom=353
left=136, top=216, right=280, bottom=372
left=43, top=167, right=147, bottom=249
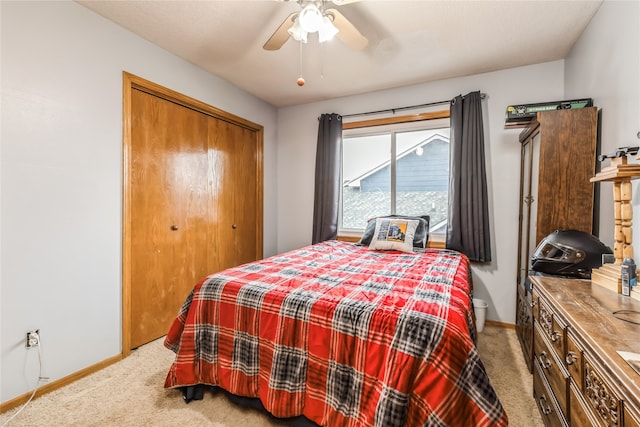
left=122, top=72, right=264, bottom=355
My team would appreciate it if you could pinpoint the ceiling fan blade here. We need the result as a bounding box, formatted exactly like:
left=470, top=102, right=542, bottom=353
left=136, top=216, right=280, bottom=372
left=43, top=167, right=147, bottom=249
left=331, top=0, right=362, bottom=5
left=326, top=8, right=368, bottom=50
left=263, top=12, right=297, bottom=51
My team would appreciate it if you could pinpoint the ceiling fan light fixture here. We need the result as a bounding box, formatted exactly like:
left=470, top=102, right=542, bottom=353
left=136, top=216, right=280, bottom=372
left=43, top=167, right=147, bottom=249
left=287, top=18, right=308, bottom=43
left=298, top=4, right=323, bottom=33
left=263, top=2, right=368, bottom=51
left=318, top=16, right=339, bottom=43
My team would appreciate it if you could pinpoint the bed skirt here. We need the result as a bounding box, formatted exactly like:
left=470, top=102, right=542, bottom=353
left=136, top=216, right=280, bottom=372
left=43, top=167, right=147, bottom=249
left=180, top=385, right=321, bottom=427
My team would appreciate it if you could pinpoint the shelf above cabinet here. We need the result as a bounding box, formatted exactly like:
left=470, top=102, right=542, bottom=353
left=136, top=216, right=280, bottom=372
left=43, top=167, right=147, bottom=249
left=591, top=160, right=640, bottom=182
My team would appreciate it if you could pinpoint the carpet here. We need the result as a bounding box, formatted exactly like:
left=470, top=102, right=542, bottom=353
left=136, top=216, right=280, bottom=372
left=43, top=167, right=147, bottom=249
left=0, top=325, right=543, bottom=426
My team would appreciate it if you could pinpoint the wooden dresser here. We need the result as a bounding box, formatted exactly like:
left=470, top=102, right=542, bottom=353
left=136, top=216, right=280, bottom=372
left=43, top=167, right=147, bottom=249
left=529, top=275, right=640, bottom=426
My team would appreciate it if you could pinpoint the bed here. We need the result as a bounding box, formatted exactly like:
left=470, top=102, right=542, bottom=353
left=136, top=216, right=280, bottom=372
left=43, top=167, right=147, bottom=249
left=164, top=239, right=508, bottom=426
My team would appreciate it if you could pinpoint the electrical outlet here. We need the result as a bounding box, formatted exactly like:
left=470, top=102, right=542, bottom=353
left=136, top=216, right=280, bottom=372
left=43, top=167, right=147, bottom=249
left=26, top=330, right=40, bottom=348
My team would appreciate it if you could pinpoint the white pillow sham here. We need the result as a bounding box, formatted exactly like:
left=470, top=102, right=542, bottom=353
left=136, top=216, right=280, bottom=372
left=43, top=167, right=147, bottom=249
left=368, top=218, right=419, bottom=253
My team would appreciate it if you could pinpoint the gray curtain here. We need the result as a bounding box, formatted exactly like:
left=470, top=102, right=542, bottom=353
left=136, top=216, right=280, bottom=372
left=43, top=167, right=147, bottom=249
left=312, top=113, right=343, bottom=244
left=446, top=91, right=491, bottom=262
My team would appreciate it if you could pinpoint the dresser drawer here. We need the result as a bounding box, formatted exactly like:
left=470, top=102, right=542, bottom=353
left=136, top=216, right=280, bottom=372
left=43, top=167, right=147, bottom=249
left=565, top=328, right=583, bottom=388
left=569, top=382, right=600, bottom=427
left=625, top=405, right=640, bottom=427
left=534, top=323, right=569, bottom=417
left=583, top=353, right=622, bottom=426
left=536, top=298, right=566, bottom=362
left=534, top=358, right=567, bottom=427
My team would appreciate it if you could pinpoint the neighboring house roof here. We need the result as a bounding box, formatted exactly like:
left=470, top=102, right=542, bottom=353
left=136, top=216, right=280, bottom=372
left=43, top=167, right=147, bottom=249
left=344, top=132, right=450, bottom=188
left=341, top=188, right=448, bottom=231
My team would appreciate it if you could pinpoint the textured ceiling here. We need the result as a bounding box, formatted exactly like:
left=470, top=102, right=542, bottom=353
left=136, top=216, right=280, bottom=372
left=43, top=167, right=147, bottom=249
left=77, top=0, right=603, bottom=107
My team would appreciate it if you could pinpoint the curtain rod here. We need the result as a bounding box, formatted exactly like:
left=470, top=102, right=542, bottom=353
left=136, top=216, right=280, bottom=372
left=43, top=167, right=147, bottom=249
left=341, top=92, right=486, bottom=119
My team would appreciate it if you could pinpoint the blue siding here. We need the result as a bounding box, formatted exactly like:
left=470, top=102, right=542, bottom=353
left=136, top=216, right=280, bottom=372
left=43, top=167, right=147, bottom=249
left=361, top=139, right=449, bottom=192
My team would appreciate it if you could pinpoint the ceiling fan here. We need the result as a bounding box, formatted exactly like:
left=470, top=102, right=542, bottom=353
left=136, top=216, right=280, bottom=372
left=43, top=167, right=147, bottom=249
left=263, top=0, right=368, bottom=51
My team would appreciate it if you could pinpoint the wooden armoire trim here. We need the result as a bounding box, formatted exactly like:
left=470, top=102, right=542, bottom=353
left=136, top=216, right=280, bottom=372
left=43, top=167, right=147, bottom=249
left=121, top=72, right=264, bottom=356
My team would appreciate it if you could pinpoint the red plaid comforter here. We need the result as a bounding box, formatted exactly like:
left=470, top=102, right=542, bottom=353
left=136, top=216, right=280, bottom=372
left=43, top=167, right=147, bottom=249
left=164, top=240, right=507, bottom=426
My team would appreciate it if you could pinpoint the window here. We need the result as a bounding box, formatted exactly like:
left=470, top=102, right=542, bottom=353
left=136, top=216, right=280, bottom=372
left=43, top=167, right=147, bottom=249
left=340, top=112, right=450, bottom=237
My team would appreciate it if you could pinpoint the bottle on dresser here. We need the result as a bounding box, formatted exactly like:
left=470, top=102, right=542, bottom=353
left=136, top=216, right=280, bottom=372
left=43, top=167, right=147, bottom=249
left=621, top=257, right=636, bottom=296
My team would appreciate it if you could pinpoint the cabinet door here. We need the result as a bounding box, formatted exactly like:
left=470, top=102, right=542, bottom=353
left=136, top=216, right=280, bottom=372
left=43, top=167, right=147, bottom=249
left=518, top=132, right=542, bottom=285
left=530, top=132, right=541, bottom=249
left=518, top=138, right=533, bottom=285
left=535, top=108, right=597, bottom=243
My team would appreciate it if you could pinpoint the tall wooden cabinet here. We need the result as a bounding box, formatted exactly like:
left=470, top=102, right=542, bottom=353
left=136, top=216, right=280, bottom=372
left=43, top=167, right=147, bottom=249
left=515, top=107, right=599, bottom=372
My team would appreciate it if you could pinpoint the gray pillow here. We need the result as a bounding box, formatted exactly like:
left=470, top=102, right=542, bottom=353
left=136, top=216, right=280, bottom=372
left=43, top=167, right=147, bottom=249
left=358, top=215, right=430, bottom=248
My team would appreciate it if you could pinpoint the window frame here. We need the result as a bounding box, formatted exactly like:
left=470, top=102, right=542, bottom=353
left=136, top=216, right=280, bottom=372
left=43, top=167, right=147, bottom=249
left=339, top=110, right=450, bottom=246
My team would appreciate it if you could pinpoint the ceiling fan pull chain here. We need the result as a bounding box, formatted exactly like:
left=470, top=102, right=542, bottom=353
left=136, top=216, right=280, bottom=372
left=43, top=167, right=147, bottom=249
left=320, top=42, right=324, bottom=79
left=297, top=39, right=305, bottom=86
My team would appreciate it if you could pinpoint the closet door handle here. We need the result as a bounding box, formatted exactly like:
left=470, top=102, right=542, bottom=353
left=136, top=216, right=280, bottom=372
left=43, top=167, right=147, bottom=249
left=232, top=224, right=237, bottom=229
left=170, top=225, right=179, bottom=231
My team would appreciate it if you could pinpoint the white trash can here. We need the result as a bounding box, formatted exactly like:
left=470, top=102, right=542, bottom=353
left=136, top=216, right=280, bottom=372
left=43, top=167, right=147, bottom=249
left=473, top=298, right=488, bottom=333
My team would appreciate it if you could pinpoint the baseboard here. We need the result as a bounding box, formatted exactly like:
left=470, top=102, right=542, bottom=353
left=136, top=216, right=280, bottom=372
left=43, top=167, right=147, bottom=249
left=485, top=319, right=515, bottom=329
left=0, top=353, right=123, bottom=414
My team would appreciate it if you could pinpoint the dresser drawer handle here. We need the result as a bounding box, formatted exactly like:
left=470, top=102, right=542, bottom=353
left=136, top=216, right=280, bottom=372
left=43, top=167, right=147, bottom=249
left=551, top=330, right=561, bottom=342
left=538, top=395, right=552, bottom=415
left=566, top=351, right=578, bottom=365
left=539, top=351, right=552, bottom=370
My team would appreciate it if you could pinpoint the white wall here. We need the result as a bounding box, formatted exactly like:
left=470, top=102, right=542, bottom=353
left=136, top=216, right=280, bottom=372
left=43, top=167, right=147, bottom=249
left=564, top=0, right=640, bottom=252
left=0, top=1, right=277, bottom=403
left=277, top=61, right=566, bottom=324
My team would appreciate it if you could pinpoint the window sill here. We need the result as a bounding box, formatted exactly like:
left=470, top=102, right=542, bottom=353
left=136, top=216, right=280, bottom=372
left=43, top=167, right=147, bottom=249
left=336, top=234, right=362, bottom=243
left=427, top=238, right=445, bottom=249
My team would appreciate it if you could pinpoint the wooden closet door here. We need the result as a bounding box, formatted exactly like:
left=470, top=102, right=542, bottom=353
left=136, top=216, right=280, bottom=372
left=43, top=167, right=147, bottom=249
left=209, top=118, right=259, bottom=271
left=130, top=89, right=211, bottom=348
